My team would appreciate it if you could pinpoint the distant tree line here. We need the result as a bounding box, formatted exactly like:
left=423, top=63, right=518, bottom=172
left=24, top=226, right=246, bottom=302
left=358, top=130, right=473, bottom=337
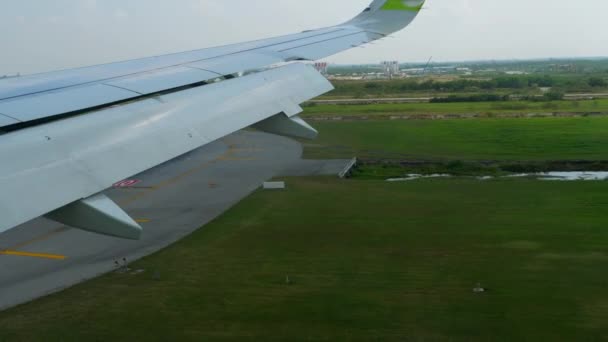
left=430, top=94, right=508, bottom=103
left=430, top=91, right=565, bottom=103
left=330, top=75, right=608, bottom=97
left=588, top=77, right=607, bottom=87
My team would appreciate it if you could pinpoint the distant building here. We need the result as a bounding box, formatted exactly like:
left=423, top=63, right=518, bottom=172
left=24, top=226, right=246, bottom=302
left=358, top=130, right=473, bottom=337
left=313, top=62, right=329, bottom=75
left=381, top=61, right=400, bottom=78
left=505, top=71, right=528, bottom=75
left=402, top=68, right=425, bottom=75
left=550, top=64, right=577, bottom=72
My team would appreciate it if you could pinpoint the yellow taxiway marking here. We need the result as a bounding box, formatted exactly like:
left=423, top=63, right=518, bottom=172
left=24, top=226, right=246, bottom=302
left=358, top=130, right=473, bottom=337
left=0, top=138, right=257, bottom=259
left=216, top=157, right=257, bottom=161
left=0, top=250, right=66, bottom=260
left=231, top=148, right=263, bottom=152
left=8, top=227, right=70, bottom=251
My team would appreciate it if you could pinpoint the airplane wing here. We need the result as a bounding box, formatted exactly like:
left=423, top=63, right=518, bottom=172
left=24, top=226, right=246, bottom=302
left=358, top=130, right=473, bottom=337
left=0, top=0, right=424, bottom=239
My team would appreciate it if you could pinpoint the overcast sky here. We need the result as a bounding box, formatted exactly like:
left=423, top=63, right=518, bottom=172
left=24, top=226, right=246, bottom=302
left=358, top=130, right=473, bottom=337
left=1, top=0, right=607, bottom=75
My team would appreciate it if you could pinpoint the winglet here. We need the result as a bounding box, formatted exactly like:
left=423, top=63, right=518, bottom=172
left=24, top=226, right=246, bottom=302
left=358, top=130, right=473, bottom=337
left=381, top=0, right=425, bottom=11
left=344, top=0, right=425, bottom=35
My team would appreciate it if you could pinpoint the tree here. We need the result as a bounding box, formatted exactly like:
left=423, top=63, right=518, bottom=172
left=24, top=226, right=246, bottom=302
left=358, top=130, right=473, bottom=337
left=544, top=90, right=565, bottom=101
left=588, top=77, right=607, bottom=87
left=495, top=77, right=525, bottom=89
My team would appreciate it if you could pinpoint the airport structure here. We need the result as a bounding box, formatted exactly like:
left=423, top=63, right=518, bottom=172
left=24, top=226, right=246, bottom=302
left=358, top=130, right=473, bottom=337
left=314, top=62, right=329, bottom=75
left=381, top=60, right=400, bottom=78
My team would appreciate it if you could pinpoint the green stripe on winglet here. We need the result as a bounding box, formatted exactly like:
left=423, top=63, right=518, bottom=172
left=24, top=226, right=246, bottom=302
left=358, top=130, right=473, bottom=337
left=381, top=0, right=424, bottom=11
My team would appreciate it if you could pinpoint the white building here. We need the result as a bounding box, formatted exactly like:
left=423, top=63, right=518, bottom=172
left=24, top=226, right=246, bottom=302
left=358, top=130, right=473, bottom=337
left=381, top=61, right=400, bottom=78
left=313, top=62, right=329, bottom=75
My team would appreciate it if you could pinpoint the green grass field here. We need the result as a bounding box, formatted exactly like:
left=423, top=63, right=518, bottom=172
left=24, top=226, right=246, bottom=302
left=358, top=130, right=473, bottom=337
left=303, top=117, right=608, bottom=160
left=2, top=178, right=608, bottom=341
left=302, top=99, right=608, bottom=117
left=3, top=100, right=608, bottom=340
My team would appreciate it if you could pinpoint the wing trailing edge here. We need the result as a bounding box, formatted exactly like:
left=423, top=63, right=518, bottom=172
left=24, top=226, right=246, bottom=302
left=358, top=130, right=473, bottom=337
left=0, top=64, right=333, bottom=236
left=0, top=0, right=425, bottom=238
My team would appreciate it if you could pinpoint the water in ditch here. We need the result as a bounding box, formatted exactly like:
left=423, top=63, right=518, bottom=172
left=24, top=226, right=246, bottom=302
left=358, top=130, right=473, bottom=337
left=386, top=172, right=608, bottom=182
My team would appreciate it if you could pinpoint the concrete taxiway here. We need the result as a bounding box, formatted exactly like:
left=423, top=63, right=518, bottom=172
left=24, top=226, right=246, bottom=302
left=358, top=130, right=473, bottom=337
left=0, top=130, right=348, bottom=310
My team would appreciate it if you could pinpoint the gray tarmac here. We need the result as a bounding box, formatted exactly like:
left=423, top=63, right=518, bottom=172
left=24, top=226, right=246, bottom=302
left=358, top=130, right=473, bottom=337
left=0, top=130, right=348, bottom=310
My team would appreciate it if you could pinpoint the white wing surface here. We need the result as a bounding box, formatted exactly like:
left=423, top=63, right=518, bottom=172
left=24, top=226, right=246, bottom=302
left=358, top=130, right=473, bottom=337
left=0, top=0, right=424, bottom=239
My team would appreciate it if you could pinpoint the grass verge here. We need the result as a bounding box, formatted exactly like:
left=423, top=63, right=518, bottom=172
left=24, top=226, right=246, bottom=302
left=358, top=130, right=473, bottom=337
left=1, top=178, right=608, bottom=340
left=302, top=99, right=608, bottom=117
left=303, top=117, right=608, bottom=160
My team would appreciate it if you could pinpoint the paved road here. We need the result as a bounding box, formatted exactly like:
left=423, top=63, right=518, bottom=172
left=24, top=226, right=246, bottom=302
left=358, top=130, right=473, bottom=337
left=309, top=93, right=608, bottom=105
left=0, top=130, right=348, bottom=310
left=310, top=97, right=431, bottom=105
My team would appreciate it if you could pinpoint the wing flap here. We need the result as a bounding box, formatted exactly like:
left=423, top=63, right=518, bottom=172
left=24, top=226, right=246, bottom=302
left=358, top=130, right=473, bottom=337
left=0, top=63, right=333, bottom=232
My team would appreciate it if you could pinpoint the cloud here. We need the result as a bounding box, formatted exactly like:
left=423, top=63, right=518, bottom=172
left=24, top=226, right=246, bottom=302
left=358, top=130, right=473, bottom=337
left=47, top=16, right=61, bottom=24
left=113, top=9, right=129, bottom=19
left=82, top=0, right=97, bottom=10
left=2, top=0, right=608, bottom=74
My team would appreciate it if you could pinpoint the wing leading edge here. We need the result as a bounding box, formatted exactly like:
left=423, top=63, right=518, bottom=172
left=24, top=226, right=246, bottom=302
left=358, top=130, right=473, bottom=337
left=0, top=0, right=424, bottom=238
